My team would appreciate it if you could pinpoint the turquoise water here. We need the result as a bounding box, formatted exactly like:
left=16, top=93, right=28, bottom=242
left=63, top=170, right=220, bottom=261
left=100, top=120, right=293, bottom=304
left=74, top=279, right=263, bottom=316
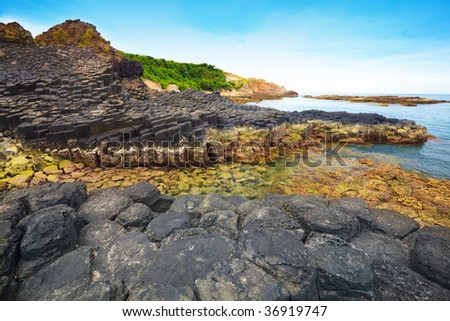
left=257, top=94, right=450, bottom=179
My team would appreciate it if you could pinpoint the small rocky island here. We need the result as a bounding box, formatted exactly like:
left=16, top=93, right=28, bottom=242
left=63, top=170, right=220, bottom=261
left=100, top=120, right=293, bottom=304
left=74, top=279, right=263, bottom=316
left=303, top=94, right=448, bottom=106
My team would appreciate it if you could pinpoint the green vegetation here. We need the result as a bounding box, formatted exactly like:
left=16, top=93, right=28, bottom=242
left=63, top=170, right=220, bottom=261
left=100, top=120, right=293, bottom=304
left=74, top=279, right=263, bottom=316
left=123, top=52, right=236, bottom=91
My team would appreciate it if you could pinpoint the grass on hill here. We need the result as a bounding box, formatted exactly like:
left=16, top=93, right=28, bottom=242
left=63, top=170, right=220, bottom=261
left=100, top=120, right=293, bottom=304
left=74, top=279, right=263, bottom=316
left=123, top=52, right=237, bottom=91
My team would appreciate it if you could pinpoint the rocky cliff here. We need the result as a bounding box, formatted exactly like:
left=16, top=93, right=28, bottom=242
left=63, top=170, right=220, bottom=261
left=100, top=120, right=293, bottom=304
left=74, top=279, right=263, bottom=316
left=222, top=72, right=298, bottom=103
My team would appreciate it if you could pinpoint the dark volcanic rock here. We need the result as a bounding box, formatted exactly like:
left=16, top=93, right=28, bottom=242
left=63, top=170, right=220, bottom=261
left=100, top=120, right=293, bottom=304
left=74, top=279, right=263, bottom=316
left=26, top=182, right=87, bottom=213
left=17, top=247, right=112, bottom=300
left=328, top=197, right=372, bottom=229
left=261, top=194, right=290, bottom=208
left=128, top=284, right=196, bottom=301
left=0, top=220, right=21, bottom=299
left=1, top=181, right=448, bottom=301
left=77, top=188, right=133, bottom=223
left=411, top=227, right=450, bottom=289
left=306, top=233, right=374, bottom=300
left=122, top=182, right=161, bottom=208
left=94, top=232, right=158, bottom=289
left=199, top=193, right=236, bottom=213
left=151, top=195, right=175, bottom=213
left=0, top=220, right=20, bottom=276
left=350, top=231, right=410, bottom=267
left=199, top=210, right=239, bottom=239
left=18, top=205, right=77, bottom=278
left=373, top=261, right=450, bottom=300
left=142, top=233, right=235, bottom=288
left=79, top=219, right=126, bottom=247
left=169, top=195, right=205, bottom=225
left=241, top=207, right=302, bottom=232
left=369, top=208, right=420, bottom=238
left=114, top=58, right=143, bottom=79
left=284, top=195, right=328, bottom=221
left=196, top=258, right=290, bottom=301
left=145, top=212, right=191, bottom=241
left=236, top=200, right=265, bottom=219
left=300, top=207, right=360, bottom=241
left=115, top=203, right=155, bottom=229
left=225, top=195, right=249, bottom=208
left=0, top=199, right=27, bottom=227
left=238, top=227, right=317, bottom=300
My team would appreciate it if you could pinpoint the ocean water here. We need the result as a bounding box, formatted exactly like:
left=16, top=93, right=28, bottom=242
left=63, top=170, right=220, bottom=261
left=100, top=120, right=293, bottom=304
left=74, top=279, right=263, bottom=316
left=256, top=94, right=450, bottom=179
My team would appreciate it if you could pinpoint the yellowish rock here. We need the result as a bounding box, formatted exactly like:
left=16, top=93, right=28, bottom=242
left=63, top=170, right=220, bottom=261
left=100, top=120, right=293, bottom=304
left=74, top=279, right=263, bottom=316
left=58, top=160, right=74, bottom=170
left=63, top=166, right=76, bottom=174
left=121, top=181, right=134, bottom=188
left=10, top=155, right=29, bottom=168
left=43, top=165, right=63, bottom=175
left=71, top=171, right=86, bottom=179
left=111, top=175, right=124, bottom=182
left=20, top=169, right=35, bottom=177
left=9, top=174, right=32, bottom=186
left=256, top=166, right=267, bottom=173
left=47, top=174, right=59, bottom=183
left=75, top=163, right=85, bottom=169
left=33, top=171, right=47, bottom=180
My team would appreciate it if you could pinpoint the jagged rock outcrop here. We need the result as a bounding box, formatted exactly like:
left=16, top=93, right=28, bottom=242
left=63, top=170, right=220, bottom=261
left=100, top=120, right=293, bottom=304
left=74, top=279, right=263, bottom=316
left=0, top=181, right=448, bottom=301
left=222, top=73, right=298, bottom=102
left=34, top=19, right=113, bottom=57
left=0, top=22, right=34, bottom=45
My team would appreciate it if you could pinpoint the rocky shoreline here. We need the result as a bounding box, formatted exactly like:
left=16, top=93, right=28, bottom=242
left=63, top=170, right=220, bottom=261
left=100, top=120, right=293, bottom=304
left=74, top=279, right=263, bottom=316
left=1, top=42, right=428, bottom=166
left=303, top=95, right=448, bottom=107
left=1, top=181, right=449, bottom=300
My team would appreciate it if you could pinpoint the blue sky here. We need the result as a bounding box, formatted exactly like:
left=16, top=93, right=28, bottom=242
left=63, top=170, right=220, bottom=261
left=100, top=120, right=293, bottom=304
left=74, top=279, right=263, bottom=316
left=1, top=0, right=450, bottom=93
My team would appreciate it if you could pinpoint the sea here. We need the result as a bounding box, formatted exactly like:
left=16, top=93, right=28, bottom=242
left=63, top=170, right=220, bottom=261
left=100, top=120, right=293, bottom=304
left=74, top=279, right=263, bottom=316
left=255, top=94, right=450, bottom=180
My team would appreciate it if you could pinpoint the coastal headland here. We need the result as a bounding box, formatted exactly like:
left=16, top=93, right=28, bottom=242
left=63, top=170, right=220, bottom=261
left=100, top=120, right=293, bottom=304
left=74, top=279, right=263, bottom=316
left=1, top=19, right=449, bottom=301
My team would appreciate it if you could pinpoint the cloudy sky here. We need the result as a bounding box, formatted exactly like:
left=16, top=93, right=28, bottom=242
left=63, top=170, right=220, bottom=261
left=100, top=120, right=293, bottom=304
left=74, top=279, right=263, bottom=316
left=1, top=0, right=450, bottom=94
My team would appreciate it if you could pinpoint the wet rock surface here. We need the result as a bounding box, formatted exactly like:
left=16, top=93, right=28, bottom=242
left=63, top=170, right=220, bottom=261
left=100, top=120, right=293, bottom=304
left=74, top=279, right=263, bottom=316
left=0, top=181, right=448, bottom=301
